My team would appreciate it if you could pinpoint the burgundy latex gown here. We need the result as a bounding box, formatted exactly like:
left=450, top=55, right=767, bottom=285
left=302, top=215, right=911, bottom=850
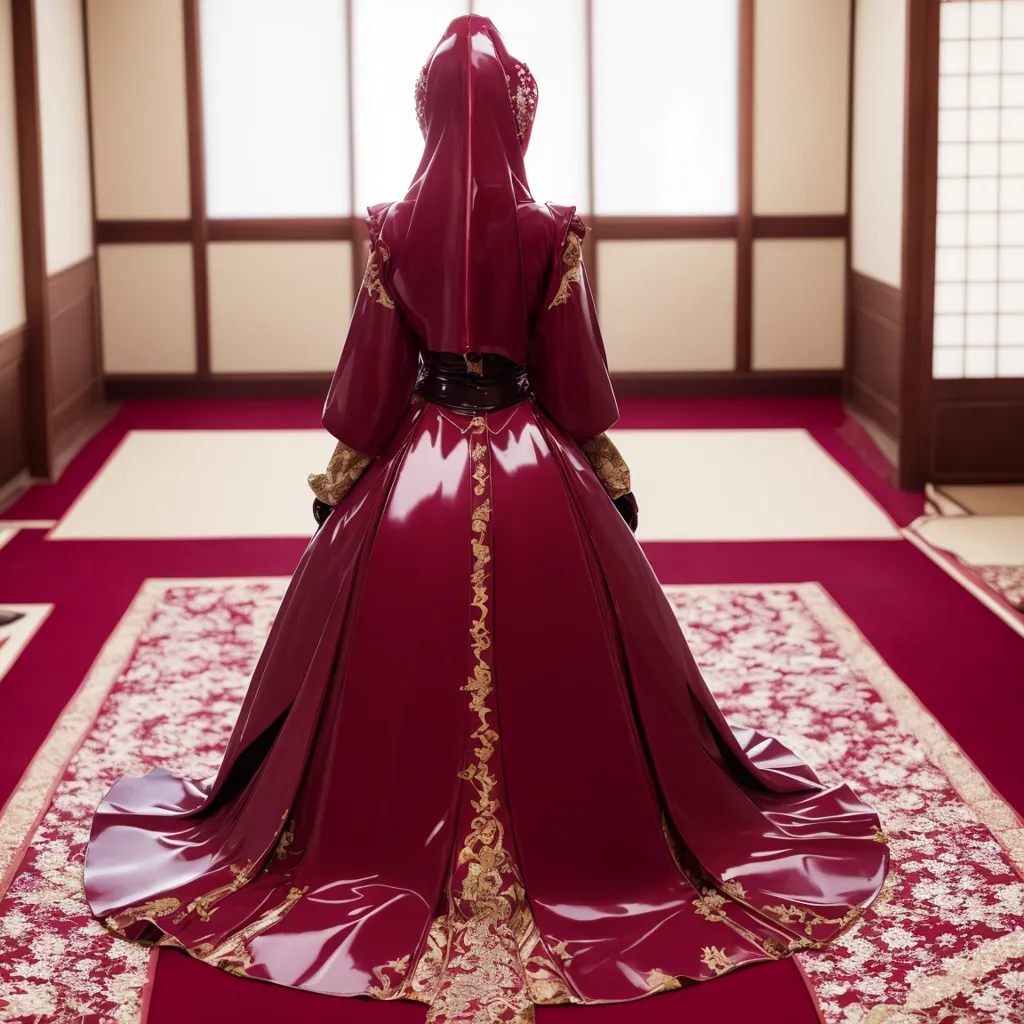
left=84, top=17, right=887, bottom=1023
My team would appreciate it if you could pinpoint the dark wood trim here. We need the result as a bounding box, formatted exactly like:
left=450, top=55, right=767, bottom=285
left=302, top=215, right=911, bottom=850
left=48, top=256, right=95, bottom=315
left=93, top=215, right=855, bottom=247
left=47, top=256, right=103, bottom=447
left=105, top=372, right=335, bottom=400
left=752, top=215, right=848, bottom=239
left=0, top=325, right=27, bottom=373
left=848, top=378, right=900, bottom=438
left=735, top=0, right=755, bottom=374
left=897, top=0, right=940, bottom=489
left=96, top=219, right=193, bottom=244
left=843, top=0, right=858, bottom=392
left=11, top=0, right=53, bottom=478
left=0, top=325, right=28, bottom=491
left=847, top=271, right=902, bottom=438
left=931, top=378, right=1024, bottom=402
left=51, top=398, right=119, bottom=482
left=183, top=0, right=210, bottom=376
left=51, top=379, right=103, bottom=440
left=930, top=391, right=1024, bottom=483
left=104, top=370, right=842, bottom=402
left=80, top=0, right=104, bottom=407
left=592, top=217, right=737, bottom=240
left=207, top=218, right=356, bottom=243
left=851, top=270, right=902, bottom=324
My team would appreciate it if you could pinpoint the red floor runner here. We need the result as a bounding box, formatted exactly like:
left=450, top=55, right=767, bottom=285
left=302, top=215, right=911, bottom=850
left=1, top=399, right=1005, bottom=1024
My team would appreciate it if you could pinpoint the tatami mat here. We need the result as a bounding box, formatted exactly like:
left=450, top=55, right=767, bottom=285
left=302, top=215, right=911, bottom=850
left=50, top=427, right=899, bottom=542
left=615, top=428, right=898, bottom=541
left=50, top=430, right=337, bottom=540
left=0, top=604, right=52, bottom=684
left=911, top=515, right=1024, bottom=567
left=935, top=485, right=1024, bottom=517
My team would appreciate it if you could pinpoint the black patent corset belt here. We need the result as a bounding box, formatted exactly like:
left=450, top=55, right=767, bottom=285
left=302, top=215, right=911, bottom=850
left=415, top=351, right=531, bottom=414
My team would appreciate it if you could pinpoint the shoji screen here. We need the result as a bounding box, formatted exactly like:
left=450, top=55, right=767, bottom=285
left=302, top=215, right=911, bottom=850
left=473, top=0, right=588, bottom=210
left=935, top=0, right=1024, bottom=378
left=351, top=0, right=465, bottom=212
left=591, top=0, right=739, bottom=216
left=201, top=0, right=350, bottom=217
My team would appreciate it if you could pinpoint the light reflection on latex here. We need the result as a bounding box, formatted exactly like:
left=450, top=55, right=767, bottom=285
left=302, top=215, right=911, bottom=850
left=426, top=817, right=447, bottom=846
left=386, top=415, right=468, bottom=523
left=252, top=888, right=413, bottom=988
left=537, top=896, right=686, bottom=922
left=491, top=416, right=545, bottom=477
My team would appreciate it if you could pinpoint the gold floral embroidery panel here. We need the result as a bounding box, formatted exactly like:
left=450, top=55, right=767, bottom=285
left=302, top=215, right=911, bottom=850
left=368, top=414, right=572, bottom=1020
left=308, top=440, right=373, bottom=505
left=547, top=231, right=583, bottom=309
left=580, top=434, right=631, bottom=500
left=363, top=243, right=395, bottom=309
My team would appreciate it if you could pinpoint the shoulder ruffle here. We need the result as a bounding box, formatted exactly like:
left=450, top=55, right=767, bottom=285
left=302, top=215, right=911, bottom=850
left=544, top=203, right=586, bottom=249
left=365, top=202, right=394, bottom=251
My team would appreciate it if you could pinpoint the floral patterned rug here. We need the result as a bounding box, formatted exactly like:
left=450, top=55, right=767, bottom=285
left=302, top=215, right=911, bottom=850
left=1, top=579, right=1022, bottom=1024
left=975, top=565, right=1024, bottom=612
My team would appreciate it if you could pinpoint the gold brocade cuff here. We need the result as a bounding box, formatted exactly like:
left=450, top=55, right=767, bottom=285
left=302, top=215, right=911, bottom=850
left=580, top=434, right=631, bottom=500
left=307, top=440, right=373, bottom=505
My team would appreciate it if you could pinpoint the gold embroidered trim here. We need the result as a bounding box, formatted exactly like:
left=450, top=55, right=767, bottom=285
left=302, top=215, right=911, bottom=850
left=368, top=954, right=411, bottom=998
left=189, top=884, right=310, bottom=978
left=721, top=880, right=748, bottom=900
left=760, top=902, right=862, bottom=941
left=105, top=897, right=181, bottom=935
left=547, top=231, right=583, bottom=308
left=645, top=969, right=682, bottom=993
left=691, top=885, right=790, bottom=960
left=369, top=417, right=571, bottom=1020
left=470, top=437, right=488, bottom=496
left=362, top=245, right=395, bottom=309
left=274, top=819, right=295, bottom=860
left=308, top=440, right=373, bottom=505
left=171, top=860, right=255, bottom=925
left=700, top=946, right=736, bottom=975
left=580, top=434, right=631, bottom=500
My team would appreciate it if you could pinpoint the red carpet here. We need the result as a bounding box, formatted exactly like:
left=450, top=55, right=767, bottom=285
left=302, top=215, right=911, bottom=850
left=4, top=575, right=1022, bottom=1022
left=1, top=398, right=1018, bottom=1024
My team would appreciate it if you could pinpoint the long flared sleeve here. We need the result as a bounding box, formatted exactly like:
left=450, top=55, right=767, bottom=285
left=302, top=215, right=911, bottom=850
left=527, top=206, right=619, bottom=442
left=319, top=207, right=419, bottom=464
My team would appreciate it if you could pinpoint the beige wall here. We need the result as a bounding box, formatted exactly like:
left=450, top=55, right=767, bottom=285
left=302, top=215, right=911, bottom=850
left=597, top=240, right=736, bottom=372
left=99, top=244, right=196, bottom=373
left=35, top=0, right=93, bottom=275
left=753, top=240, right=846, bottom=369
left=208, top=243, right=354, bottom=373
left=851, top=0, right=907, bottom=288
left=86, top=0, right=190, bottom=219
left=77, top=2, right=863, bottom=377
left=755, top=0, right=851, bottom=215
left=0, top=0, right=25, bottom=335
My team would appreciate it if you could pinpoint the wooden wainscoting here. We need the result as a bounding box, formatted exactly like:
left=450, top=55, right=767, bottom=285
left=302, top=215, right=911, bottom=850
left=846, top=270, right=901, bottom=439
left=47, top=256, right=103, bottom=444
left=930, top=379, right=1024, bottom=483
left=0, top=325, right=29, bottom=493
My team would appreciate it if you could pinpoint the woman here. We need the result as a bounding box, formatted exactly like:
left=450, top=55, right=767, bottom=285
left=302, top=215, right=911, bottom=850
left=84, top=16, right=887, bottom=1022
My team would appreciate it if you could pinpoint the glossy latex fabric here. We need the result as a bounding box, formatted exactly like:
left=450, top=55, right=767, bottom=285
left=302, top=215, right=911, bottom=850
left=379, top=15, right=536, bottom=362
left=84, top=15, right=887, bottom=1022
